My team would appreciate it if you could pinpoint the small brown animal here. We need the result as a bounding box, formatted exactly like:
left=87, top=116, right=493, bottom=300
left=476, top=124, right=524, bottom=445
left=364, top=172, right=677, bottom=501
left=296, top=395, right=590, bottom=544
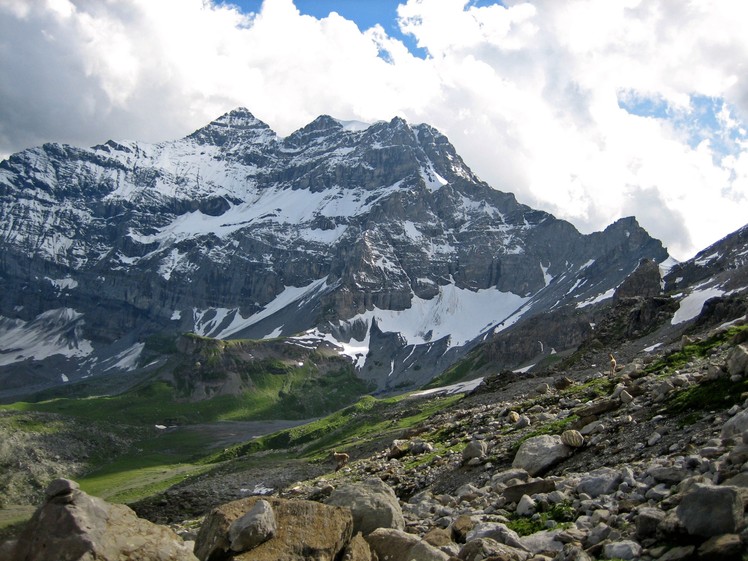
left=609, top=354, right=617, bottom=377
left=332, top=451, right=349, bottom=471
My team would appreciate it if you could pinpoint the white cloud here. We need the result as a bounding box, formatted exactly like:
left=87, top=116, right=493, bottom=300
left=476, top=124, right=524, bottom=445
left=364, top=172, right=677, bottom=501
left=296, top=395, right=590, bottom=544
left=1, top=0, right=747, bottom=261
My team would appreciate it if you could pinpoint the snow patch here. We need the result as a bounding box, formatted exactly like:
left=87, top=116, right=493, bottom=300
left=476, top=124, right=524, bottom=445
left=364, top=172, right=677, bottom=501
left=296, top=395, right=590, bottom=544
left=671, top=285, right=725, bottom=324
left=342, top=284, right=529, bottom=350
left=339, top=330, right=371, bottom=370
left=104, top=342, right=145, bottom=371
left=263, top=326, right=284, bottom=339
left=0, top=308, right=93, bottom=366
left=171, top=310, right=182, bottom=321
left=192, top=277, right=329, bottom=339
left=658, top=256, right=679, bottom=277
left=130, top=183, right=404, bottom=247
left=540, top=262, right=553, bottom=286
left=289, top=328, right=370, bottom=369
left=576, top=288, right=615, bottom=308
left=694, top=251, right=721, bottom=266
left=158, top=248, right=195, bottom=280
left=335, top=119, right=374, bottom=132
left=411, top=377, right=484, bottom=397
left=420, top=163, right=448, bottom=191
left=45, top=277, right=78, bottom=290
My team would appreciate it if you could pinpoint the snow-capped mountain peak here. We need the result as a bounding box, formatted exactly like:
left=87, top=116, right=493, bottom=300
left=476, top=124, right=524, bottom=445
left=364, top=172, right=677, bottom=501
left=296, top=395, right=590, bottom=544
left=0, top=108, right=678, bottom=396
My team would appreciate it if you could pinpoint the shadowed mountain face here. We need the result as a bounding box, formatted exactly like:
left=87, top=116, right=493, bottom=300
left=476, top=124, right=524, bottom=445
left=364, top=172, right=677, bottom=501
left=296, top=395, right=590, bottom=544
left=0, top=108, right=670, bottom=396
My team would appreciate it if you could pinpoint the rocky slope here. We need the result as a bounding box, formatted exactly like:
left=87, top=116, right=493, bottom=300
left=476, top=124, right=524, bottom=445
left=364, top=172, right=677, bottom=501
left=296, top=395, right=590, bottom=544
left=0, top=108, right=668, bottom=396
left=3, top=300, right=748, bottom=560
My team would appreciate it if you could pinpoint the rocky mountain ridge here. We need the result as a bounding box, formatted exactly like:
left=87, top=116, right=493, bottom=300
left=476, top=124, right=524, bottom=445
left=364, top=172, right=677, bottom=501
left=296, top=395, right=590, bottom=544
left=0, top=108, right=669, bottom=396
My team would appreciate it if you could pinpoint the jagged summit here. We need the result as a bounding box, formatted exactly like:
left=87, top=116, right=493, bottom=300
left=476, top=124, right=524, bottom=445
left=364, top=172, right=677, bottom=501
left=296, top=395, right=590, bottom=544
left=187, top=107, right=276, bottom=148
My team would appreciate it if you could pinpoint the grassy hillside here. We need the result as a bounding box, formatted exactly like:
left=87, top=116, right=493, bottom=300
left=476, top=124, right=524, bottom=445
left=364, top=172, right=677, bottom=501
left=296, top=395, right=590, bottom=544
left=0, top=332, right=377, bottom=522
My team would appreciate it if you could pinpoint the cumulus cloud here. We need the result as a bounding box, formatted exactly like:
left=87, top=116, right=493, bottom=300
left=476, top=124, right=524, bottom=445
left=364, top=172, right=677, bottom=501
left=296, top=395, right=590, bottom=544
left=0, top=0, right=746, bottom=260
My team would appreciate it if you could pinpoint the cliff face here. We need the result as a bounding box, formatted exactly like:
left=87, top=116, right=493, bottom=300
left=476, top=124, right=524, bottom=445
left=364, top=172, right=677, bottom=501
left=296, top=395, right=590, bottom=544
left=0, top=108, right=669, bottom=395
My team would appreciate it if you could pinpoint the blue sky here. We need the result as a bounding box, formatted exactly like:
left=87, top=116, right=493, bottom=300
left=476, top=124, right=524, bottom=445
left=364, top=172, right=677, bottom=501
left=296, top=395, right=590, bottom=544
left=226, top=0, right=426, bottom=55
left=225, top=0, right=499, bottom=58
left=1, top=0, right=747, bottom=261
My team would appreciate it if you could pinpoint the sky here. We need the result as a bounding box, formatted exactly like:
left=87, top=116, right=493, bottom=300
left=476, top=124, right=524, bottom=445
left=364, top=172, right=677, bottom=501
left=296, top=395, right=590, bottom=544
left=1, top=0, right=747, bottom=261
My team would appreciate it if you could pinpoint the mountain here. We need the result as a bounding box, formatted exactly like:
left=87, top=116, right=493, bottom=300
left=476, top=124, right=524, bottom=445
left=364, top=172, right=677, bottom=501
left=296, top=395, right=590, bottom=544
left=0, top=108, right=671, bottom=398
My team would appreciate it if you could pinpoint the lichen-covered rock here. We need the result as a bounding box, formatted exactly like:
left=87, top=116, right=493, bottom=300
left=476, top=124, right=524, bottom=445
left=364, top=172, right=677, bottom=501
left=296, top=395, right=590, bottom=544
left=458, top=537, right=529, bottom=561
left=341, top=532, right=376, bottom=561
left=195, top=495, right=352, bottom=561
left=9, top=479, right=197, bottom=561
left=365, top=527, right=450, bottom=561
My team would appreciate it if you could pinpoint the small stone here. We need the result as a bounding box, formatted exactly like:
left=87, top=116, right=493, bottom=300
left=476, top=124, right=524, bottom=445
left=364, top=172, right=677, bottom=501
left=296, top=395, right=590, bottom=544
left=422, top=527, right=453, bottom=548
left=554, top=377, right=574, bottom=390
left=657, top=545, right=696, bottom=561
left=561, top=430, right=585, bottom=448
left=451, top=515, right=475, bottom=543
left=535, top=383, right=551, bottom=394
left=647, top=432, right=662, bottom=446
left=635, top=507, right=665, bottom=539
left=726, top=344, right=748, bottom=378
left=462, top=440, right=488, bottom=462
left=502, top=479, right=555, bottom=503
left=620, top=390, right=634, bottom=404
left=388, top=439, right=411, bottom=460
left=45, top=478, right=79, bottom=500
left=576, top=468, right=622, bottom=498
left=465, top=522, right=527, bottom=550
left=602, top=540, right=641, bottom=560
left=644, top=483, right=671, bottom=501
left=580, top=420, right=604, bottom=435
left=458, top=537, right=527, bottom=561
left=516, top=494, right=537, bottom=516
left=586, top=523, right=611, bottom=546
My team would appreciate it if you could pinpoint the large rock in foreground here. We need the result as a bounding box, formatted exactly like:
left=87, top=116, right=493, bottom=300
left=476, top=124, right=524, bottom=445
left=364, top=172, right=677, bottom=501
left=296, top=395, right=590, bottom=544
left=195, top=495, right=353, bottom=561
left=8, top=478, right=197, bottom=561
